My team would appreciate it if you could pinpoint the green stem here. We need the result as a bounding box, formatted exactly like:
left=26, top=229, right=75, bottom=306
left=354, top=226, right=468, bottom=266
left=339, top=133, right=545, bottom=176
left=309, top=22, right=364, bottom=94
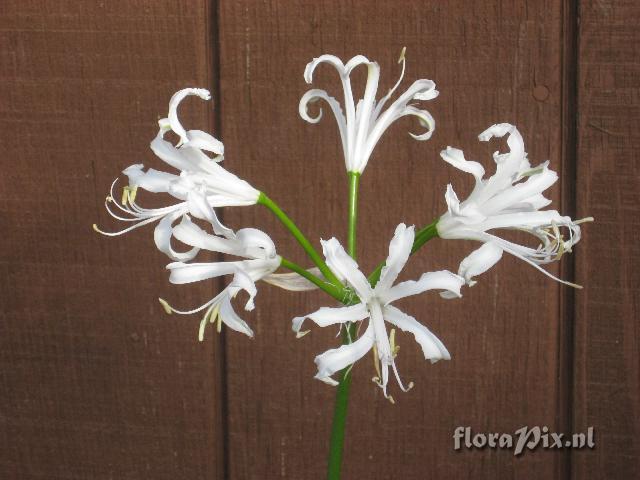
left=279, top=257, right=347, bottom=303
left=347, top=172, right=360, bottom=258
left=367, top=219, right=440, bottom=287
left=326, top=172, right=360, bottom=480
left=258, top=193, right=343, bottom=288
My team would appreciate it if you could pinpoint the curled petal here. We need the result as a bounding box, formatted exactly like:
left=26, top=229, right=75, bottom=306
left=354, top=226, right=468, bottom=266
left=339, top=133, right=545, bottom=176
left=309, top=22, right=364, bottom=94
left=440, top=147, right=485, bottom=185
left=229, top=268, right=258, bottom=311
left=183, top=129, right=224, bottom=157
left=167, top=88, right=211, bottom=144
left=299, top=89, right=348, bottom=157
left=303, top=54, right=371, bottom=83
left=405, top=106, right=436, bottom=141
left=383, top=305, right=450, bottom=362
left=478, top=123, right=525, bottom=158
left=154, top=209, right=199, bottom=262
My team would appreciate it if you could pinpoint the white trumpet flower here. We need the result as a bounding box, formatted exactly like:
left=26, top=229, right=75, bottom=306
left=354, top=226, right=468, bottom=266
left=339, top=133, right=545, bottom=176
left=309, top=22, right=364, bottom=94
left=159, top=215, right=281, bottom=339
left=95, top=88, right=260, bottom=260
left=293, top=224, right=464, bottom=400
left=436, top=123, right=593, bottom=288
left=299, top=49, right=438, bottom=174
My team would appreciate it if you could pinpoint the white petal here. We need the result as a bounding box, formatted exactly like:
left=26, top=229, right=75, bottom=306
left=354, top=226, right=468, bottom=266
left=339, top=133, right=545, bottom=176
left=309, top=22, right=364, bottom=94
left=351, top=61, right=380, bottom=172
left=453, top=242, right=504, bottom=289
left=478, top=123, right=525, bottom=159
left=304, top=54, right=370, bottom=83
left=292, top=303, right=369, bottom=335
left=299, top=89, right=348, bottom=159
left=229, top=268, right=258, bottom=311
left=183, top=129, right=224, bottom=156
left=172, top=215, right=242, bottom=256
left=154, top=209, right=199, bottom=262
left=405, top=106, right=436, bottom=141
left=383, top=305, right=450, bottom=362
left=166, top=261, right=238, bottom=284
left=375, top=223, right=414, bottom=292
left=482, top=166, right=558, bottom=215
left=262, top=267, right=322, bottom=291
left=167, top=88, right=211, bottom=144
left=479, top=210, right=567, bottom=231
left=314, top=323, right=375, bottom=384
left=440, top=147, right=485, bottom=185
left=382, top=270, right=465, bottom=304
left=186, top=190, right=235, bottom=239
left=237, top=228, right=277, bottom=259
left=150, top=129, right=193, bottom=172
left=123, top=165, right=177, bottom=193
left=321, top=237, right=373, bottom=302
left=218, top=292, right=254, bottom=337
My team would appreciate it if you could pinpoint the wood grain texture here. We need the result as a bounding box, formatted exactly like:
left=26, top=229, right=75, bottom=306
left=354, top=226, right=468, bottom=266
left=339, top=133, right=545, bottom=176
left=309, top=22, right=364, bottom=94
left=0, top=2, right=225, bottom=479
left=218, top=1, right=569, bottom=478
left=573, top=0, right=640, bottom=478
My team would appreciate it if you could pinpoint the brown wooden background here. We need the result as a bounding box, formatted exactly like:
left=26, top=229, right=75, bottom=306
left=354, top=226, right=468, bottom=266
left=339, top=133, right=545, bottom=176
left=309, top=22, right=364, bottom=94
left=1, top=1, right=637, bottom=479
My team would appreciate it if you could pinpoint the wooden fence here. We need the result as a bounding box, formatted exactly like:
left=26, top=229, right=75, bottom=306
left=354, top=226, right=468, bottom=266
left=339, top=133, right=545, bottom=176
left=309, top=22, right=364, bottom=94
left=1, top=1, right=637, bottom=478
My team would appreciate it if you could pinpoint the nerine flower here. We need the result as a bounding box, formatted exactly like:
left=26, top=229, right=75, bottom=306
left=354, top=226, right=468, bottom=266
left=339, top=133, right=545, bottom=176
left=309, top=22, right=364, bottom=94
left=95, top=88, right=260, bottom=261
left=299, top=49, right=438, bottom=174
left=159, top=215, right=281, bottom=339
left=436, top=123, right=592, bottom=288
left=293, top=224, right=465, bottom=400
left=159, top=215, right=320, bottom=339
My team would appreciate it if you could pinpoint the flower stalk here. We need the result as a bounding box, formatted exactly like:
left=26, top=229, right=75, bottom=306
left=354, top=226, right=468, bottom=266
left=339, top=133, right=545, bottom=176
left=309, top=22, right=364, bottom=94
left=258, top=193, right=343, bottom=288
left=326, top=172, right=360, bottom=479
left=279, top=257, right=347, bottom=303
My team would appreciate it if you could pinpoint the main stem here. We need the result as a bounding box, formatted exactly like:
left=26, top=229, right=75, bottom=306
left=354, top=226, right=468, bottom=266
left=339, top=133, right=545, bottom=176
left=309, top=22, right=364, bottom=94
left=326, top=172, right=360, bottom=480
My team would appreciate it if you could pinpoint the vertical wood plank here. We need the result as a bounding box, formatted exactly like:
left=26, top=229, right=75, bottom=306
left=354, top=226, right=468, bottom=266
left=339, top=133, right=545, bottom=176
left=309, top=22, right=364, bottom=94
left=218, top=1, right=569, bottom=478
left=573, top=0, right=640, bottom=478
left=0, top=2, right=225, bottom=479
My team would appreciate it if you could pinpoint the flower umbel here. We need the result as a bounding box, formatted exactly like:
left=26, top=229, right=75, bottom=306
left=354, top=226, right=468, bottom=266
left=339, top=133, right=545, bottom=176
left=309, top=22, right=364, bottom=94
left=299, top=49, right=438, bottom=174
left=293, top=224, right=464, bottom=400
left=436, top=123, right=593, bottom=288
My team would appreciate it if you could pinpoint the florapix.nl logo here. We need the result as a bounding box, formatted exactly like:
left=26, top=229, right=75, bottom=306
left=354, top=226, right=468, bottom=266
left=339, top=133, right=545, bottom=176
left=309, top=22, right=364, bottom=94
left=453, top=426, right=595, bottom=456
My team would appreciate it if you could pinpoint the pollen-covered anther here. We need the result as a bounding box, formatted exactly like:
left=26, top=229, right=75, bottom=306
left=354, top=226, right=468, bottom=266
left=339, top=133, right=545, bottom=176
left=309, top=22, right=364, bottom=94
left=296, top=330, right=311, bottom=339
left=121, top=185, right=138, bottom=205
left=389, top=328, right=400, bottom=358
left=158, top=298, right=173, bottom=315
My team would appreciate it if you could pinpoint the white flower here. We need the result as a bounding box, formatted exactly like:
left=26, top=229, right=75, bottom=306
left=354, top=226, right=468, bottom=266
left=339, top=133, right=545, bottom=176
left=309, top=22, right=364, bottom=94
left=293, top=224, right=464, bottom=400
left=95, top=88, right=260, bottom=260
left=299, top=49, right=438, bottom=174
left=436, top=123, right=592, bottom=288
left=159, top=215, right=281, bottom=339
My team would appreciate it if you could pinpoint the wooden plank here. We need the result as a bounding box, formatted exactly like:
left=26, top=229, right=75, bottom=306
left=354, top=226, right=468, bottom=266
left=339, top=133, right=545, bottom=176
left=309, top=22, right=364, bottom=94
left=573, top=0, right=640, bottom=478
left=0, top=2, right=225, bottom=479
left=218, top=1, right=569, bottom=478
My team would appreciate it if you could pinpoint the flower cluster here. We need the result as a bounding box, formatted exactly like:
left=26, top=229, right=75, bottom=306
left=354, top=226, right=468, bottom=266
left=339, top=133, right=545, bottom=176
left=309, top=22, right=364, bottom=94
left=96, top=51, right=590, bottom=401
